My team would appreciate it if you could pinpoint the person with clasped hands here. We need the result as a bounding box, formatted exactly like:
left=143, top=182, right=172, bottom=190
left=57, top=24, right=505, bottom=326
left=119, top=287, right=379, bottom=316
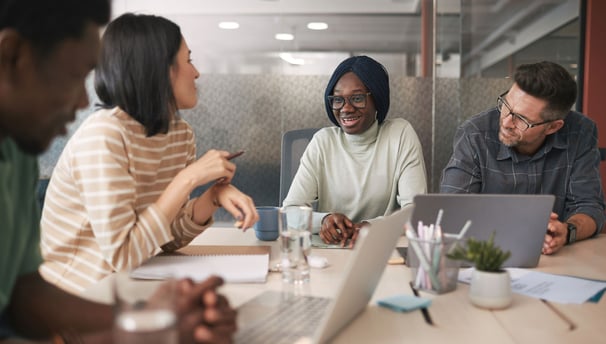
left=283, top=55, right=427, bottom=247
left=441, top=61, right=605, bottom=255
left=0, top=1, right=236, bottom=342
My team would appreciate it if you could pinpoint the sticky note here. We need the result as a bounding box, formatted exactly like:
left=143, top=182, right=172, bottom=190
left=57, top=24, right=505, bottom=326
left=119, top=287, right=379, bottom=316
left=377, top=294, right=432, bottom=312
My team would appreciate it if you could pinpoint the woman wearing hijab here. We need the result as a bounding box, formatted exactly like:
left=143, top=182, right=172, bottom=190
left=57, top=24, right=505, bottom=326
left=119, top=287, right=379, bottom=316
left=283, top=55, right=427, bottom=247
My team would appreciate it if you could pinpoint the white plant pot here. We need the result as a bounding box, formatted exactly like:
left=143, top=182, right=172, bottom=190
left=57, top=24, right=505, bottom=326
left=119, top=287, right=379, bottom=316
left=468, top=269, right=512, bottom=310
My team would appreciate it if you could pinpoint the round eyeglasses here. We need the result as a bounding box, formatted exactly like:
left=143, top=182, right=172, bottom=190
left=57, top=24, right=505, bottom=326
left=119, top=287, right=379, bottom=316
left=497, top=91, right=555, bottom=131
left=327, top=92, right=371, bottom=111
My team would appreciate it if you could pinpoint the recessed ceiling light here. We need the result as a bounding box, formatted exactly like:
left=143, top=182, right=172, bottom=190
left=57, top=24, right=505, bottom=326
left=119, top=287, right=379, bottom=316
left=218, top=22, right=239, bottom=30
left=307, top=22, right=328, bottom=30
left=275, top=33, right=294, bottom=41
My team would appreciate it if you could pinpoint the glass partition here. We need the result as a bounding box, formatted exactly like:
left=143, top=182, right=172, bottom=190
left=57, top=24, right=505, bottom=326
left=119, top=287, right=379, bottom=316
left=39, top=0, right=581, bottom=221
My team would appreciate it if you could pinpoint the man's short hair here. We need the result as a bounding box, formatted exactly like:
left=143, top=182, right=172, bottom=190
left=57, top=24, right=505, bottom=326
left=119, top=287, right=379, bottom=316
left=514, top=61, right=577, bottom=120
left=0, top=0, right=110, bottom=57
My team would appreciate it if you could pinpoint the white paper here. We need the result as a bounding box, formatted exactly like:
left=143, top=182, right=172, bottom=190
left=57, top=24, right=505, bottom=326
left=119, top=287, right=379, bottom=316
left=131, top=254, right=269, bottom=283
left=458, top=268, right=606, bottom=304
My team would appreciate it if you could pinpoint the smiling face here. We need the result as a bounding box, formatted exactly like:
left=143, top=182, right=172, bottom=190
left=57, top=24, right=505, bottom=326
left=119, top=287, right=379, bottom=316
left=170, top=38, right=200, bottom=111
left=498, top=83, right=563, bottom=156
left=0, top=22, right=101, bottom=154
left=332, top=72, right=376, bottom=135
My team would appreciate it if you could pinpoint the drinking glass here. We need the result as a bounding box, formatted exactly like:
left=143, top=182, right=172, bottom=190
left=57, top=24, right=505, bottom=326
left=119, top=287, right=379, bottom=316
left=279, top=205, right=312, bottom=284
left=113, top=272, right=178, bottom=344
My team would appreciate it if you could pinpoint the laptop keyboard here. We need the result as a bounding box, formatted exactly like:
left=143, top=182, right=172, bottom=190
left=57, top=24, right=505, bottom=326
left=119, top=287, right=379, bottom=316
left=235, top=294, right=330, bottom=344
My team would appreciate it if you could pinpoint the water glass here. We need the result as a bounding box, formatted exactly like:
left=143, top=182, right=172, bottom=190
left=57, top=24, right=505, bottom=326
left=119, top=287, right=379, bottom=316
left=113, top=272, right=178, bottom=344
left=407, top=237, right=460, bottom=294
left=279, top=205, right=312, bottom=284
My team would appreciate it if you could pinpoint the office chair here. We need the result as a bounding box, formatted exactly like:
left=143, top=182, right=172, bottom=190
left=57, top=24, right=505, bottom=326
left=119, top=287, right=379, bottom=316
left=279, top=127, right=320, bottom=206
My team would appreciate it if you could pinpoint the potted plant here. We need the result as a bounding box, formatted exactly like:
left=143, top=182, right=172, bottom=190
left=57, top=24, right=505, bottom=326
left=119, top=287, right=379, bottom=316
left=447, top=232, right=513, bottom=309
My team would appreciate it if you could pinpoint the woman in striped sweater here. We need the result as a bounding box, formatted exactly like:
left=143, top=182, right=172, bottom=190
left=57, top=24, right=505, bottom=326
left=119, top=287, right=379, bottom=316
left=39, top=13, right=259, bottom=294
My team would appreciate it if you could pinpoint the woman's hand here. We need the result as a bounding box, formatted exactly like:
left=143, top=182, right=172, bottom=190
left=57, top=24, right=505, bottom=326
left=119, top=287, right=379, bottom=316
left=320, top=213, right=354, bottom=247
left=347, top=221, right=369, bottom=248
left=320, top=213, right=368, bottom=248
left=213, top=184, right=259, bottom=230
left=185, top=150, right=237, bottom=186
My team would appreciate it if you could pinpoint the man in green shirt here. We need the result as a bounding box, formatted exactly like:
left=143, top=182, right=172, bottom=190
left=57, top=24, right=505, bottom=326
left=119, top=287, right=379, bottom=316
left=0, top=0, right=236, bottom=342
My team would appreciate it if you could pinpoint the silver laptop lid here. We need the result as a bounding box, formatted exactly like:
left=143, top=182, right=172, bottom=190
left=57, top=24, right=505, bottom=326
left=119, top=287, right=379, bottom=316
left=313, top=205, right=414, bottom=343
left=411, top=194, right=554, bottom=268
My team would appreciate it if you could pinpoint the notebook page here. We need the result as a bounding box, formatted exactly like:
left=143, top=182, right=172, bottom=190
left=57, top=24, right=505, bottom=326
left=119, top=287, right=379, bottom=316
left=130, top=246, right=270, bottom=283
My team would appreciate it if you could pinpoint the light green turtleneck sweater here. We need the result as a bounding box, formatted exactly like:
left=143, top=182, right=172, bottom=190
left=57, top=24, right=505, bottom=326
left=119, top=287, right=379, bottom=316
left=283, top=118, right=427, bottom=233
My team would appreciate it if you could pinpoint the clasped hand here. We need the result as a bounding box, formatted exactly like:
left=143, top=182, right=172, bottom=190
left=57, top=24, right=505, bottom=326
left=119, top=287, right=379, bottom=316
left=173, top=276, right=237, bottom=344
left=320, top=213, right=367, bottom=248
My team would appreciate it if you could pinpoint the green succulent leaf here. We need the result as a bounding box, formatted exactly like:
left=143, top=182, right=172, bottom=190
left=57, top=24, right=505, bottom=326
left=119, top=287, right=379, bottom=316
left=446, top=231, right=511, bottom=272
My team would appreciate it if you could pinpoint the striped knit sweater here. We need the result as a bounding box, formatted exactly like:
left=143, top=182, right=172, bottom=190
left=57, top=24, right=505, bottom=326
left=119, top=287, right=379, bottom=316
left=40, top=107, right=211, bottom=294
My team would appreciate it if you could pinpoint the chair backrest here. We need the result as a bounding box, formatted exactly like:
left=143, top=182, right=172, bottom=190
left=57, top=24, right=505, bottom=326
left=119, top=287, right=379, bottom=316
left=279, top=128, right=320, bottom=206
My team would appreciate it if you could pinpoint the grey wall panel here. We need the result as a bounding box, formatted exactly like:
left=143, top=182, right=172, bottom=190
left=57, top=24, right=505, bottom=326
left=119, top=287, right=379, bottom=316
left=38, top=74, right=512, bottom=222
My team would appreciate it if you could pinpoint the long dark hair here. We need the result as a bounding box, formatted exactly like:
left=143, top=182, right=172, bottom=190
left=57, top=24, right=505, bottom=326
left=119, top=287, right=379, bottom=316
left=94, top=13, right=182, bottom=136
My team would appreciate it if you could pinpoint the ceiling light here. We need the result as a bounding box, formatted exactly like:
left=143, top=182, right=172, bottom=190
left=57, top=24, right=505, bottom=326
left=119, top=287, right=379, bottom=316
left=279, top=53, right=305, bottom=65
left=275, top=33, right=294, bottom=41
left=307, top=22, right=328, bottom=30
left=218, top=22, right=239, bottom=30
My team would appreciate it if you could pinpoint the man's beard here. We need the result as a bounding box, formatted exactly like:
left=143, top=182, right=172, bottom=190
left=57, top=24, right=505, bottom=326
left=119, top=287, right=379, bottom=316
left=498, top=127, right=520, bottom=147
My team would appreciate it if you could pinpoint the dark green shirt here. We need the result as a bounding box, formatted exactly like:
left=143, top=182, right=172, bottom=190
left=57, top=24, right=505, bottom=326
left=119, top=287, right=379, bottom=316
left=0, top=138, right=42, bottom=313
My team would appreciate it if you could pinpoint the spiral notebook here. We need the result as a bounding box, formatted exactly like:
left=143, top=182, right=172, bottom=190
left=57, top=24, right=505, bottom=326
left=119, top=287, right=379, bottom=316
left=130, top=245, right=270, bottom=283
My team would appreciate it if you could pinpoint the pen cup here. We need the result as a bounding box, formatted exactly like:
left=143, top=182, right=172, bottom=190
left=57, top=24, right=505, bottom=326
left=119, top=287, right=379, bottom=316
left=407, top=237, right=460, bottom=294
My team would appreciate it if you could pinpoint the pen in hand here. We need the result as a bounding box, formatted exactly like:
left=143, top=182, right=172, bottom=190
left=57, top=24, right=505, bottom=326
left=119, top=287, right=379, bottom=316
left=227, top=150, right=244, bottom=160
left=216, top=151, right=245, bottom=184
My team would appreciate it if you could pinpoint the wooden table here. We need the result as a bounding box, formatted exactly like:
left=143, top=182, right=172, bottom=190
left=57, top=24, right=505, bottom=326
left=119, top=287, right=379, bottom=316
left=83, top=227, right=606, bottom=343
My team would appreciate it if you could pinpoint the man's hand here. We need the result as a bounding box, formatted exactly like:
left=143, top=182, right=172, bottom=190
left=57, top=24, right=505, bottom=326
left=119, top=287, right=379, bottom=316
left=175, top=276, right=237, bottom=344
left=543, top=212, right=566, bottom=255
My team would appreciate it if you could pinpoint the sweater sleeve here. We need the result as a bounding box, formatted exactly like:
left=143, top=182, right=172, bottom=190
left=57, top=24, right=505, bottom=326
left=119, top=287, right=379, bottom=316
left=282, top=135, right=327, bottom=233
left=68, top=121, right=175, bottom=270
left=396, top=121, right=428, bottom=208
left=164, top=131, right=213, bottom=250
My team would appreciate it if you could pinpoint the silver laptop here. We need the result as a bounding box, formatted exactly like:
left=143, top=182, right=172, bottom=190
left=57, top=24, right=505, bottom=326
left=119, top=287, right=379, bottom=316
left=411, top=194, right=555, bottom=268
left=234, top=205, right=414, bottom=344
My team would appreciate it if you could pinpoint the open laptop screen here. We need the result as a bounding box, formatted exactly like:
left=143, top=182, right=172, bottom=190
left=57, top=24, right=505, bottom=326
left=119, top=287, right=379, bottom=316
left=411, top=194, right=554, bottom=268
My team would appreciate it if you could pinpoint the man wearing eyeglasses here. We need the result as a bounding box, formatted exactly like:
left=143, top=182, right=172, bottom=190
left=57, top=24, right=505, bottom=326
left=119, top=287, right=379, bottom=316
left=441, top=61, right=605, bottom=255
